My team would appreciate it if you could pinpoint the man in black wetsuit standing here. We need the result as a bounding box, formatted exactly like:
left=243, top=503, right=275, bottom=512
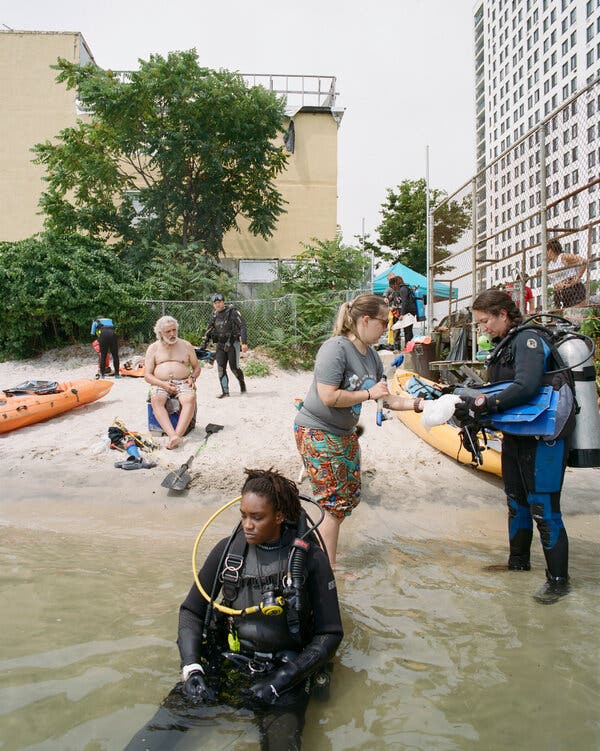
left=202, top=293, right=248, bottom=398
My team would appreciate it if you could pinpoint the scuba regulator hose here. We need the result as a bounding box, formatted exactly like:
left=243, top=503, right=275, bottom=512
left=192, top=494, right=325, bottom=618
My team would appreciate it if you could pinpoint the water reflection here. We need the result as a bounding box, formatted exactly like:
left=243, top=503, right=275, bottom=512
left=1, top=525, right=599, bottom=750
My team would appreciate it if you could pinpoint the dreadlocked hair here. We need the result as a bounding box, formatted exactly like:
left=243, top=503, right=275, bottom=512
left=333, top=293, right=388, bottom=337
left=242, top=468, right=301, bottom=523
left=473, top=289, right=524, bottom=326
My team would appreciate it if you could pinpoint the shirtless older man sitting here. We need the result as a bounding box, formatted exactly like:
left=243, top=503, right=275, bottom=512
left=145, top=316, right=201, bottom=449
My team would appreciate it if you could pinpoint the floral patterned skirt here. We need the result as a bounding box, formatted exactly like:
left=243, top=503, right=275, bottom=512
left=294, top=424, right=361, bottom=519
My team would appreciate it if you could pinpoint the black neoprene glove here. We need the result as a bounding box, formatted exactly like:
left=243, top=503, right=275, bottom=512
left=250, top=661, right=298, bottom=704
left=183, top=670, right=215, bottom=702
left=453, top=394, right=489, bottom=424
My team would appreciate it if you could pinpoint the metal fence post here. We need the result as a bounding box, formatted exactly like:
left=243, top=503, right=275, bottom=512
left=292, top=295, right=298, bottom=339
left=539, top=122, right=549, bottom=312
left=471, top=177, right=478, bottom=358
left=427, top=208, right=434, bottom=329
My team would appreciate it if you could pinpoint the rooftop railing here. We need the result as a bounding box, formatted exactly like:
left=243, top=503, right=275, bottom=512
left=80, top=71, right=338, bottom=113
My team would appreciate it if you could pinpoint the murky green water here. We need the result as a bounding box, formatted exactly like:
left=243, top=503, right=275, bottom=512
left=2, top=520, right=599, bottom=750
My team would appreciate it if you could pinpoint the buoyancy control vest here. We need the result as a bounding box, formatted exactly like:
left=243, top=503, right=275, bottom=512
left=207, top=306, right=244, bottom=347
left=218, top=520, right=314, bottom=654
left=484, top=316, right=600, bottom=467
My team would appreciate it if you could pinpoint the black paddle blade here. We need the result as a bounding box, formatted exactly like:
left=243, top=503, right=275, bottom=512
left=205, top=423, right=224, bottom=435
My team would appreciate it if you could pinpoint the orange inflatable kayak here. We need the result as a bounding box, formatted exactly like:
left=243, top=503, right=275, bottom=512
left=119, top=363, right=145, bottom=377
left=0, top=379, right=113, bottom=434
left=390, top=369, right=502, bottom=477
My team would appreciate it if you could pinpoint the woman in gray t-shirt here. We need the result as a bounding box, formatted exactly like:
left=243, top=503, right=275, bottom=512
left=294, top=293, right=426, bottom=567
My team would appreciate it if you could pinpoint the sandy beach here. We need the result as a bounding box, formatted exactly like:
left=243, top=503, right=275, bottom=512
left=2, top=344, right=600, bottom=751
left=1, top=343, right=598, bottom=549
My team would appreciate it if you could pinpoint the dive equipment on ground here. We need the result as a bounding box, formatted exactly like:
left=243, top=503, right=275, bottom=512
left=194, top=347, right=216, bottom=366
left=161, top=423, right=224, bottom=490
left=2, top=380, right=61, bottom=396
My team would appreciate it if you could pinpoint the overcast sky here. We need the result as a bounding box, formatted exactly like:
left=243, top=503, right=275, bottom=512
left=4, top=0, right=476, bottom=245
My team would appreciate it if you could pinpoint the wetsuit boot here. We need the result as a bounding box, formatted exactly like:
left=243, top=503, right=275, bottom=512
left=238, top=374, right=246, bottom=393
left=534, top=527, right=569, bottom=604
left=533, top=571, right=570, bottom=604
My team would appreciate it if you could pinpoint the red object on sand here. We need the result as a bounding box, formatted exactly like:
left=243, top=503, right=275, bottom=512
left=92, top=339, right=110, bottom=370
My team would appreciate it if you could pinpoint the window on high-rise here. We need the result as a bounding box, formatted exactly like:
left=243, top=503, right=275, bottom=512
left=587, top=24, right=594, bottom=42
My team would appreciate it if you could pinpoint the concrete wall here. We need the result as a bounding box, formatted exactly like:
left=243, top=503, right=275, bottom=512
left=223, top=110, right=339, bottom=259
left=0, top=31, right=87, bottom=241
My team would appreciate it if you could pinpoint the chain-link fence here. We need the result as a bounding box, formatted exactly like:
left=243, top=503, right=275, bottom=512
left=138, top=295, right=298, bottom=348
left=429, top=75, right=600, bottom=349
left=137, top=289, right=370, bottom=351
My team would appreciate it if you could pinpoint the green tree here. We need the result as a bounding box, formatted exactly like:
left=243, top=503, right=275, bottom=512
left=142, top=242, right=235, bottom=301
left=262, top=234, right=370, bottom=367
left=0, top=233, right=143, bottom=359
left=278, top=234, right=370, bottom=295
left=377, top=178, right=471, bottom=275
left=33, top=50, right=288, bottom=257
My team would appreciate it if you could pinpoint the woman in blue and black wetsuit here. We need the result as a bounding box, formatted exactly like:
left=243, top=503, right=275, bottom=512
left=91, top=316, right=120, bottom=378
left=454, top=290, right=572, bottom=604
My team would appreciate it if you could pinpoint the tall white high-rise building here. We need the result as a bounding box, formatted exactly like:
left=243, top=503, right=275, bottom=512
left=473, top=0, right=600, bottom=308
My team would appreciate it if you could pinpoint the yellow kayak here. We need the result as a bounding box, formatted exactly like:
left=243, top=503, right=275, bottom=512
left=390, top=369, right=502, bottom=477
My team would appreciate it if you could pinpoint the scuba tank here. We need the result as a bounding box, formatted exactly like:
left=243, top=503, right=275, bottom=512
left=555, top=334, right=600, bottom=467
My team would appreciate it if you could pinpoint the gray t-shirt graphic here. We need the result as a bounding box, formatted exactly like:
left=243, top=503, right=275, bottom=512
left=295, top=336, right=384, bottom=436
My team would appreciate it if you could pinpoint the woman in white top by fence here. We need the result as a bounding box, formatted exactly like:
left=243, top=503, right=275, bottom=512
left=547, top=239, right=587, bottom=308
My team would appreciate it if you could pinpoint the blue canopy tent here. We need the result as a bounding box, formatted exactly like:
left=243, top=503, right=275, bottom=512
left=372, top=262, right=457, bottom=301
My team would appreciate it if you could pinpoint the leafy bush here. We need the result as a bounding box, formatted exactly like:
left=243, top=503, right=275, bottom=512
left=0, top=233, right=143, bottom=359
left=242, top=358, right=271, bottom=377
left=259, top=234, right=370, bottom=369
left=580, top=307, right=600, bottom=396
left=141, top=242, right=236, bottom=301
